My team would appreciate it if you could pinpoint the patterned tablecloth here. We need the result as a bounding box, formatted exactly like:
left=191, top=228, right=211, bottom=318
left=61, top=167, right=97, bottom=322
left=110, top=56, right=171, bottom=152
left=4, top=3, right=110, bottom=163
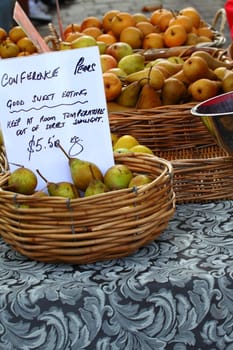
left=0, top=200, right=233, bottom=350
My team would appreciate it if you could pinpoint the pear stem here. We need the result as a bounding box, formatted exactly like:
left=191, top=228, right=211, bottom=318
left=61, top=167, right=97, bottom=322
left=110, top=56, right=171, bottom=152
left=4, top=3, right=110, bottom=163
left=36, top=169, right=48, bottom=185
left=57, top=143, right=70, bottom=160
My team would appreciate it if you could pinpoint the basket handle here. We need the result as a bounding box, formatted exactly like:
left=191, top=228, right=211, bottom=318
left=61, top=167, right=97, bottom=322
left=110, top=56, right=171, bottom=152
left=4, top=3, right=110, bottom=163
left=211, top=8, right=227, bottom=35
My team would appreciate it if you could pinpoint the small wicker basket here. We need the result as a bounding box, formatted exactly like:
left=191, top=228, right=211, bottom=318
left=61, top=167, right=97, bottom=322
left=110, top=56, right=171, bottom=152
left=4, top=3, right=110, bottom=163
left=0, top=152, right=175, bottom=264
left=109, top=103, right=233, bottom=203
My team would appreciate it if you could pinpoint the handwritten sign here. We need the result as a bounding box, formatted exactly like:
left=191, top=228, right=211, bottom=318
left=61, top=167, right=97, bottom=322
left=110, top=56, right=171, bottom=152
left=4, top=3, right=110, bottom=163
left=0, top=47, right=114, bottom=190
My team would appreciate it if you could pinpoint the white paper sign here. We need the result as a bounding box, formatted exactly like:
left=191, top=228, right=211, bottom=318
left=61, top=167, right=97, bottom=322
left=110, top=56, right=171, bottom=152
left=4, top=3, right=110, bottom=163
left=0, top=47, right=114, bottom=190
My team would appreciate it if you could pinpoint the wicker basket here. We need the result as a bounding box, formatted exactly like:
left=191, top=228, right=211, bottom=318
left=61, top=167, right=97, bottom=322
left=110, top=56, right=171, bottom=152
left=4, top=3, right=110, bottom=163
left=0, top=152, right=175, bottom=264
left=109, top=103, right=233, bottom=203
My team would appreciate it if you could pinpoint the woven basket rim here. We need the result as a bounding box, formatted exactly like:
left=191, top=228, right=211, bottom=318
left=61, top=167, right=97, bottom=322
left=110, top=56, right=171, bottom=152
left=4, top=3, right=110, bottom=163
left=0, top=152, right=175, bottom=264
left=0, top=153, right=173, bottom=202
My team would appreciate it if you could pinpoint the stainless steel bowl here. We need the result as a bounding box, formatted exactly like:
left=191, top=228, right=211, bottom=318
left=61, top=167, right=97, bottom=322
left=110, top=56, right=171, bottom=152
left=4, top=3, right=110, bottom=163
left=191, top=92, right=233, bottom=155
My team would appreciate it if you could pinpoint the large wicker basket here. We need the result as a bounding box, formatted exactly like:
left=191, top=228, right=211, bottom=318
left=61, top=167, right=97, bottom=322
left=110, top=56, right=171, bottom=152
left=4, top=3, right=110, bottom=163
left=0, top=152, right=175, bottom=264
left=109, top=103, right=233, bottom=203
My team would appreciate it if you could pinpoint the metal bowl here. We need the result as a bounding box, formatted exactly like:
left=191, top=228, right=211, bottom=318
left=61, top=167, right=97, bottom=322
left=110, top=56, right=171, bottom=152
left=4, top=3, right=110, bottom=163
left=191, top=92, right=233, bottom=155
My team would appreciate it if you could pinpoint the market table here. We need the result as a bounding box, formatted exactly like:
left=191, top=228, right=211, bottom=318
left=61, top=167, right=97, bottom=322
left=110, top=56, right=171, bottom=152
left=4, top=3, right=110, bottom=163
left=0, top=200, right=233, bottom=350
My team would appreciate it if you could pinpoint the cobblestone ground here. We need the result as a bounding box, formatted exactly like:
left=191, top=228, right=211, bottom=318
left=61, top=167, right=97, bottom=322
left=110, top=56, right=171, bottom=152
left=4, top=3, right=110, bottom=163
left=35, top=0, right=231, bottom=47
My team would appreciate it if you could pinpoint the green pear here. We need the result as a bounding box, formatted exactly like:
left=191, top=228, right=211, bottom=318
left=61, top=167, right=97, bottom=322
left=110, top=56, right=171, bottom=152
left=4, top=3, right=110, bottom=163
left=7, top=166, right=38, bottom=195
left=36, top=169, right=79, bottom=199
left=96, top=41, right=107, bottom=54
left=84, top=179, right=109, bottom=197
left=47, top=182, right=79, bottom=198
left=106, top=42, right=133, bottom=61
left=104, top=164, right=133, bottom=190
left=125, top=66, right=165, bottom=90
left=71, top=35, right=97, bottom=49
left=58, top=144, right=103, bottom=191
left=118, top=53, right=145, bottom=75
left=116, top=81, right=141, bottom=107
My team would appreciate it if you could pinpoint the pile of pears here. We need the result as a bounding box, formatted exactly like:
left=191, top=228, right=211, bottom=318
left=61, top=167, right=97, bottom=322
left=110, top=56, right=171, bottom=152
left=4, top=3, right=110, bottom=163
left=106, top=48, right=233, bottom=112
left=0, top=25, right=38, bottom=59
left=4, top=137, right=153, bottom=200
left=112, top=133, right=154, bottom=155
left=42, top=5, right=231, bottom=109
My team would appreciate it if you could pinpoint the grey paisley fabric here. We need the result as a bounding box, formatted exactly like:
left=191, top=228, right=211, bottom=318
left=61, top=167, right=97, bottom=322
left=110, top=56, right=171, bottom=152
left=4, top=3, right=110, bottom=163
left=0, top=200, right=233, bottom=350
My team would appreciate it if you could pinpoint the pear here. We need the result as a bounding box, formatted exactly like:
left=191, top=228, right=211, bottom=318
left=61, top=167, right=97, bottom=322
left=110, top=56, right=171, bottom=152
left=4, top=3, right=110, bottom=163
left=106, top=42, right=133, bottom=61
left=58, top=144, right=103, bottom=191
left=171, top=69, right=191, bottom=87
left=136, top=81, right=162, bottom=109
left=161, top=77, right=187, bottom=105
left=118, top=53, right=145, bottom=75
left=221, top=70, right=233, bottom=93
left=188, top=78, right=222, bottom=102
left=7, top=166, right=38, bottom=195
left=111, top=132, right=119, bottom=147
left=84, top=179, right=109, bottom=197
left=191, top=50, right=232, bottom=70
left=113, top=148, right=130, bottom=154
left=153, top=58, right=183, bottom=75
left=104, top=164, right=133, bottom=190
left=116, top=81, right=141, bottom=108
left=130, top=144, right=154, bottom=154
left=36, top=169, right=79, bottom=199
left=151, top=65, right=171, bottom=78
left=214, top=67, right=228, bottom=81
left=113, top=134, right=139, bottom=150
left=125, top=66, right=165, bottom=90
left=183, top=56, right=217, bottom=83
left=128, top=174, right=152, bottom=188
left=213, top=67, right=233, bottom=93
left=48, top=182, right=79, bottom=198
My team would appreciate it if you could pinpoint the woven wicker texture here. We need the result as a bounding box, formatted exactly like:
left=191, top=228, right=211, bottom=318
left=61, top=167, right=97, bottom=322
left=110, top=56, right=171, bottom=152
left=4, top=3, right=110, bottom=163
left=0, top=153, right=175, bottom=264
left=109, top=102, right=233, bottom=203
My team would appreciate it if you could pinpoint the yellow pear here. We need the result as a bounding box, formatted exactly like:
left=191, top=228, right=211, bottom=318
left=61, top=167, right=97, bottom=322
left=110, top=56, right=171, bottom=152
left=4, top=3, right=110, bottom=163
left=125, top=66, right=164, bottom=90
left=111, top=132, right=119, bottom=147
left=57, top=144, right=103, bottom=191
left=171, top=69, right=191, bottom=87
left=130, top=144, right=154, bottom=154
left=113, top=134, right=139, bottom=150
left=36, top=169, right=79, bottom=199
left=221, top=70, right=233, bottom=93
left=188, top=78, right=222, bottom=101
left=191, top=50, right=232, bottom=70
left=153, top=58, right=183, bottom=75
left=183, top=55, right=217, bottom=83
left=214, top=67, right=228, bottom=81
